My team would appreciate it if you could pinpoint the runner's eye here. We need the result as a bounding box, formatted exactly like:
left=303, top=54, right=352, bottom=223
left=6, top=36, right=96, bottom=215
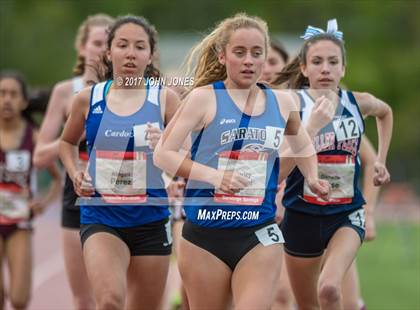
left=252, top=50, right=263, bottom=57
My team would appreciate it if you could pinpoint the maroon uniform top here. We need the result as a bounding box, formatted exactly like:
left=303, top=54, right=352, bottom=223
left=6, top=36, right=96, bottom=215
left=0, top=123, right=35, bottom=224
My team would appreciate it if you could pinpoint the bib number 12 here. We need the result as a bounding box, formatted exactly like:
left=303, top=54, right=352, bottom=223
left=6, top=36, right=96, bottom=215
left=333, top=117, right=359, bottom=142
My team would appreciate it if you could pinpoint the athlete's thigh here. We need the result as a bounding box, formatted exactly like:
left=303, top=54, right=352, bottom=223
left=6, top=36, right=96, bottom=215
left=0, top=236, right=4, bottom=306
left=271, top=251, right=295, bottom=310
left=232, top=243, right=283, bottom=310
left=0, top=236, right=5, bottom=283
left=284, top=252, right=323, bottom=309
left=321, top=226, right=362, bottom=285
left=172, top=220, right=184, bottom=256
left=62, top=228, right=93, bottom=295
left=83, top=232, right=130, bottom=298
left=6, top=229, right=32, bottom=302
left=341, top=260, right=361, bottom=310
left=178, top=237, right=232, bottom=310
left=126, top=255, right=170, bottom=310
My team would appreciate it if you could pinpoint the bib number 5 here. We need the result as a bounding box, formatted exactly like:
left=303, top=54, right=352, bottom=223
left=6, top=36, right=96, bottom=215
left=264, top=126, right=284, bottom=150
left=255, top=223, right=284, bottom=246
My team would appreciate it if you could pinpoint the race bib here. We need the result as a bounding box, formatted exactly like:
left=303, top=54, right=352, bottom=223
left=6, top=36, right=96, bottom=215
left=95, top=150, right=147, bottom=204
left=303, top=154, right=355, bottom=205
left=133, top=122, right=160, bottom=147
left=255, top=223, right=284, bottom=246
left=348, top=208, right=365, bottom=229
left=6, top=150, right=30, bottom=172
left=0, top=185, right=30, bottom=224
left=264, top=126, right=284, bottom=150
left=214, top=151, right=268, bottom=206
left=333, top=117, right=360, bottom=142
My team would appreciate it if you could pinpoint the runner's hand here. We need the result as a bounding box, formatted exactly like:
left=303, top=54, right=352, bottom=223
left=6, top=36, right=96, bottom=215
left=275, top=203, right=285, bottom=223
left=306, top=95, right=335, bottom=134
left=213, top=170, right=250, bottom=195
left=146, top=123, right=162, bottom=150
left=29, top=198, right=46, bottom=216
left=307, top=178, right=331, bottom=201
left=167, top=178, right=186, bottom=205
left=373, top=161, right=390, bottom=186
left=73, top=171, right=94, bottom=197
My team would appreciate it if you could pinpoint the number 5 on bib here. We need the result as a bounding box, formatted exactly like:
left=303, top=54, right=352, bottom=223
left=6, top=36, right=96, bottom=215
left=255, top=223, right=284, bottom=246
left=264, top=126, right=284, bottom=150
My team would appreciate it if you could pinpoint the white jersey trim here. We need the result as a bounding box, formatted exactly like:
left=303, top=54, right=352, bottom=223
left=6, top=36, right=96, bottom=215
left=91, top=81, right=107, bottom=106
left=147, top=84, right=160, bottom=106
left=299, top=89, right=364, bottom=133
left=72, top=76, right=84, bottom=94
left=341, top=91, right=365, bottom=133
left=300, top=90, right=314, bottom=126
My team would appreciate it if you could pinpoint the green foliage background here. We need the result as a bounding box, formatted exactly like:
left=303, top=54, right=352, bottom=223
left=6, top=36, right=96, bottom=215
left=358, top=223, right=420, bottom=309
left=1, top=0, right=419, bottom=187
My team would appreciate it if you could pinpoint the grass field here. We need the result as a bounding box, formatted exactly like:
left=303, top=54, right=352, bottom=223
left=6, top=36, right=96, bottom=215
left=357, top=222, right=420, bottom=310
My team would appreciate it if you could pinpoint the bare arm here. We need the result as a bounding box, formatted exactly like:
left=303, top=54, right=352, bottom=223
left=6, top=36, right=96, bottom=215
left=59, top=87, right=93, bottom=197
left=163, top=87, right=182, bottom=125
left=30, top=162, right=62, bottom=216
left=163, top=87, right=192, bottom=160
left=360, top=136, right=380, bottom=211
left=146, top=88, right=183, bottom=150
left=354, top=92, right=393, bottom=186
left=154, top=87, right=248, bottom=195
left=278, top=92, right=335, bottom=182
left=154, top=88, right=217, bottom=182
left=33, top=80, right=72, bottom=168
left=276, top=91, right=331, bottom=200
left=360, top=135, right=380, bottom=240
left=29, top=131, right=63, bottom=215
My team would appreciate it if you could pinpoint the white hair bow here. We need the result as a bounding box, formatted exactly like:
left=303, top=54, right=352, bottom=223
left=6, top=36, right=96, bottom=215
left=300, top=19, right=343, bottom=41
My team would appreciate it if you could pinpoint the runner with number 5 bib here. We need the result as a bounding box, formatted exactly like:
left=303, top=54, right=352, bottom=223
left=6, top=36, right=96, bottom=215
left=154, top=13, right=330, bottom=310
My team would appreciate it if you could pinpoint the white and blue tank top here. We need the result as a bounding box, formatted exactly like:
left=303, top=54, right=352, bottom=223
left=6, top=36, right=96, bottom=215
left=283, top=89, right=366, bottom=215
left=185, top=81, right=286, bottom=228
left=81, top=80, right=169, bottom=227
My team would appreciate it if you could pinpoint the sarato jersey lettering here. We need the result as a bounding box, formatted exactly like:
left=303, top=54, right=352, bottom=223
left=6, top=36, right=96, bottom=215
left=220, top=127, right=266, bottom=145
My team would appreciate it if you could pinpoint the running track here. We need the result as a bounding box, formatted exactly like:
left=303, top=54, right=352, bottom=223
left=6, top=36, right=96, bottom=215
left=4, top=202, right=179, bottom=309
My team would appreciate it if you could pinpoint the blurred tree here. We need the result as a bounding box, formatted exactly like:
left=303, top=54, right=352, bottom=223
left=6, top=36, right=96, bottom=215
left=0, top=0, right=418, bottom=187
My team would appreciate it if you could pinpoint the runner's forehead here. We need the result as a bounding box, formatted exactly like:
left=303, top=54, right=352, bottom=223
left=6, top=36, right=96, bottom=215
left=0, top=78, right=21, bottom=92
left=227, top=28, right=266, bottom=49
left=113, top=23, right=150, bottom=43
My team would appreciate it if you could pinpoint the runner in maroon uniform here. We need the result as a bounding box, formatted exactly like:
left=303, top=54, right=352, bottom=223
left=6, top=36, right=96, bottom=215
left=0, top=71, right=61, bottom=309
